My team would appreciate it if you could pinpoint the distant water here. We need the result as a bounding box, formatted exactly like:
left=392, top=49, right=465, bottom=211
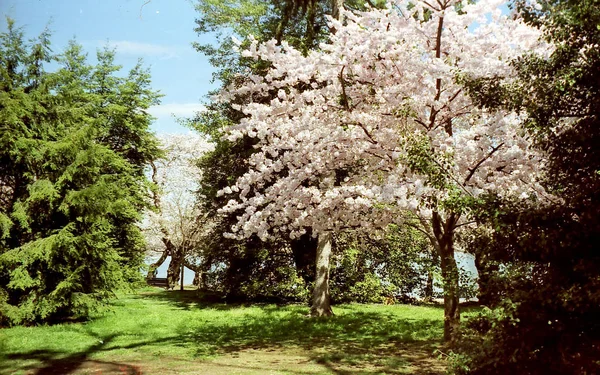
left=145, top=251, right=478, bottom=288
left=145, top=256, right=196, bottom=285
left=457, top=251, right=478, bottom=276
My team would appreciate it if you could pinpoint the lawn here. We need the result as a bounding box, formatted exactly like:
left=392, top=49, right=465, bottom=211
left=0, top=288, right=460, bottom=375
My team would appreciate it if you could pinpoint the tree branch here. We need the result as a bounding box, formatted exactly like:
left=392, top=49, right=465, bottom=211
left=464, top=142, right=505, bottom=184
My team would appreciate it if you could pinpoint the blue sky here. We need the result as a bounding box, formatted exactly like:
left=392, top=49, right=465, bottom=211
left=0, top=0, right=218, bottom=134
left=0, top=0, right=513, bottom=133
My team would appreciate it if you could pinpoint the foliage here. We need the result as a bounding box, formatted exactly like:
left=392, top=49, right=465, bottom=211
left=202, top=240, right=312, bottom=302
left=0, top=20, right=160, bottom=325
left=190, top=0, right=388, bottom=306
left=217, top=0, right=543, bottom=243
left=191, top=221, right=436, bottom=303
left=330, top=225, right=433, bottom=303
left=453, top=0, right=600, bottom=373
left=215, top=0, right=545, bottom=340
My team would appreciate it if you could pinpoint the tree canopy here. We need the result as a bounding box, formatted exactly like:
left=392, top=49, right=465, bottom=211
left=213, top=0, right=546, bottom=341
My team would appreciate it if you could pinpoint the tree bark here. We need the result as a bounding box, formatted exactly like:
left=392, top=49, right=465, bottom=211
left=146, top=250, right=168, bottom=280
left=424, top=269, right=434, bottom=302
left=440, top=238, right=460, bottom=343
left=166, top=250, right=184, bottom=290
left=310, top=232, right=334, bottom=317
left=180, top=260, right=184, bottom=291
left=184, top=260, right=200, bottom=288
left=432, top=212, right=460, bottom=343
left=423, top=247, right=438, bottom=301
left=332, top=0, right=344, bottom=22
left=307, top=0, right=343, bottom=319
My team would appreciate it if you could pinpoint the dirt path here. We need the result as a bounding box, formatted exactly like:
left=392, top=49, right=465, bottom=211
left=21, top=345, right=445, bottom=375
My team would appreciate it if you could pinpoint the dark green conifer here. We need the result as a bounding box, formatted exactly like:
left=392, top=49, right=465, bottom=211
left=0, top=19, right=160, bottom=325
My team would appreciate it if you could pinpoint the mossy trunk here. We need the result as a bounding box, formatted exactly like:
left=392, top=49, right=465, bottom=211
left=310, top=232, right=333, bottom=317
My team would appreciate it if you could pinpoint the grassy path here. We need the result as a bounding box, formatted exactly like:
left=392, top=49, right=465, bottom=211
left=0, top=288, right=450, bottom=374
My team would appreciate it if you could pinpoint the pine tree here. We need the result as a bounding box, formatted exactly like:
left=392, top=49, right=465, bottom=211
left=0, top=20, right=161, bottom=326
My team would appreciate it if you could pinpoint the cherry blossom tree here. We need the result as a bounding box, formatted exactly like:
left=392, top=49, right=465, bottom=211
left=218, top=0, right=548, bottom=341
left=142, top=133, right=214, bottom=289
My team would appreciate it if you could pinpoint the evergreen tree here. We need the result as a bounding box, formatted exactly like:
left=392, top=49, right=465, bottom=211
left=0, top=20, right=160, bottom=325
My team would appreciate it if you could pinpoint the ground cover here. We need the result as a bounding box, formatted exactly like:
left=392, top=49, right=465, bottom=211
left=0, top=287, right=471, bottom=375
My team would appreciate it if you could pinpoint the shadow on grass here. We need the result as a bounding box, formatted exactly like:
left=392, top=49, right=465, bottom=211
left=2, top=332, right=143, bottom=375
left=176, top=303, right=444, bottom=374
left=136, top=288, right=244, bottom=311
left=133, top=290, right=447, bottom=374
left=135, top=290, right=446, bottom=373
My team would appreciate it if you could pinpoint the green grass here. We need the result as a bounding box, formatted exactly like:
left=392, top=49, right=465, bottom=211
left=0, top=288, right=475, bottom=374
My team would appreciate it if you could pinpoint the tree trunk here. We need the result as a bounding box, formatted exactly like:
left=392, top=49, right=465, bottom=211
left=200, top=255, right=212, bottom=290
left=192, top=271, right=200, bottom=288
left=146, top=251, right=168, bottom=280
left=440, top=238, right=460, bottom=343
left=184, top=260, right=201, bottom=289
left=166, top=250, right=184, bottom=290
left=310, top=232, right=334, bottom=317
left=332, top=0, right=343, bottom=21
left=180, top=261, right=184, bottom=291
left=423, top=247, right=438, bottom=301
left=432, top=212, right=460, bottom=343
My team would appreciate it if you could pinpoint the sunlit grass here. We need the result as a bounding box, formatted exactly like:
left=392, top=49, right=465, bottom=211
left=0, top=288, right=471, bottom=374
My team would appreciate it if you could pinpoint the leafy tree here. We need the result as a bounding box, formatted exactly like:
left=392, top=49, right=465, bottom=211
left=451, top=0, right=600, bottom=373
left=192, top=0, right=382, bottom=315
left=0, top=20, right=160, bottom=325
left=216, top=0, right=545, bottom=341
left=142, top=133, right=213, bottom=289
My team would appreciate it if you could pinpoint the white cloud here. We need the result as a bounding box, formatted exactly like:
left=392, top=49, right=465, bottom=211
left=103, top=40, right=182, bottom=59
left=148, top=103, right=206, bottom=118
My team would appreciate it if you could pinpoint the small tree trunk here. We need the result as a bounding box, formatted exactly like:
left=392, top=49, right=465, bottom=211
left=194, top=256, right=213, bottom=290
left=432, top=212, right=460, bottom=343
left=474, top=250, right=499, bottom=306
left=310, top=232, right=334, bottom=317
left=332, top=0, right=344, bottom=21
left=440, top=238, right=460, bottom=343
left=192, top=271, right=203, bottom=289
left=424, top=269, right=434, bottom=302
left=184, top=260, right=203, bottom=290
left=180, top=261, right=184, bottom=291
left=166, top=251, right=184, bottom=290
